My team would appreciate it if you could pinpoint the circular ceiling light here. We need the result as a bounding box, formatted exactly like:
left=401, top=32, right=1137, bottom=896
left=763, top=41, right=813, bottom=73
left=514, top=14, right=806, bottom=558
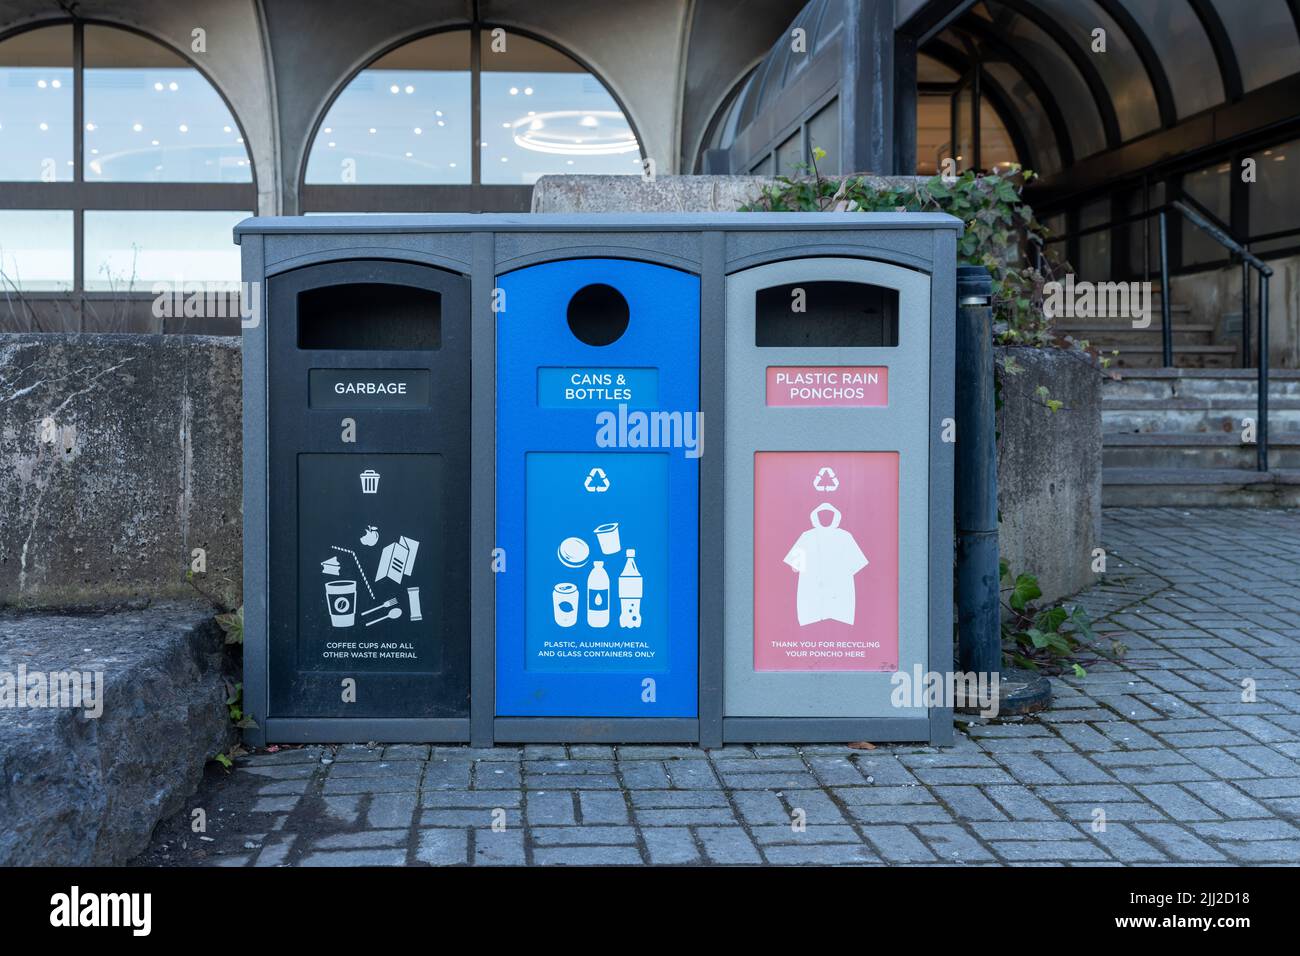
left=510, top=110, right=638, bottom=156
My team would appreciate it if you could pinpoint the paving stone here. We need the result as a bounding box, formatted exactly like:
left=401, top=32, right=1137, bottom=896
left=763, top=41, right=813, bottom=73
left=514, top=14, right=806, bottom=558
left=696, top=827, right=762, bottom=864
left=1086, top=823, right=1166, bottom=862
left=731, top=790, right=790, bottom=826
left=617, top=761, right=674, bottom=789
left=635, top=808, right=739, bottom=827
left=916, top=824, right=996, bottom=862
left=750, top=824, right=863, bottom=845
left=476, top=763, right=523, bottom=789
left=577, top=791, right=630, bottom=825
left=416, top=828, right=468, bottom=866
left=423, top=808, right=517, bottom=827
left=366, top=793, right=418, bottom=829
left=641, top=827, right=701, bottom=864
left=422, top=790, right=522, bottom=809
left=471, top=829, right=526, bottom=866
left=300, top=848, right=407, bottom=866
left=1134, top=824, right=1228, bottom=862
left=860, top=825, right=936, bottom=863
left=762, top=844, right=879, bottom=865
left=531, top=826, right=638, bottom=846
left=990, top=841, right=1110, bottom=862
left=629, top=789, right=728, bottom=809
left=312, top=829, right=408, bottom=850
left=533, top=846, right=644, bottom=865
left=1217, top=840, right=1300, bottom=863
left=845, top=802, right=954, bottom=824
left=931, top=786, right=1008, bottom=821
left=526, top=791, right=577, bottom=826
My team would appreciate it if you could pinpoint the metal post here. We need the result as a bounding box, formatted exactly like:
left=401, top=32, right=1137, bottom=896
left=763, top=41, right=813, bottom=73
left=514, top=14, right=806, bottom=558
left=955, top=265, right=999, bottom=678
left=1242, top=258, right=1252, bottom=368
left=1158, top=210, right=1173, bottom=367
left=1259, top=273, right=1270, bottom=472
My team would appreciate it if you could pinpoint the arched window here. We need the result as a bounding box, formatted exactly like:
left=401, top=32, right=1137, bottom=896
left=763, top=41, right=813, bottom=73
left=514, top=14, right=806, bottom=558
left=302, top=27, right=640, bottom=212
left=0, top=21, right=254, bottom=325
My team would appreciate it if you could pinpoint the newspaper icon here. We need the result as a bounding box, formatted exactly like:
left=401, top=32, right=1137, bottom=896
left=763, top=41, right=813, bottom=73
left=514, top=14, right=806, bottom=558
left=375, top=535, right=420, bottom=584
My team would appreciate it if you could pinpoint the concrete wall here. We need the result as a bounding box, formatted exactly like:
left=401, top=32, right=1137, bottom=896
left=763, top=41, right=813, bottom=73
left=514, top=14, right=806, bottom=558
left=1174, top=252, right=1300, bottom=370
left=996, top=345, right=1103, bottom=605
left=0, top=334, right=242, bottom=609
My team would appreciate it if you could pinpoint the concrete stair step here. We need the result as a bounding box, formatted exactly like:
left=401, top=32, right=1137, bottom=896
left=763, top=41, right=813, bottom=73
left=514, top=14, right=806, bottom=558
left=1103, top=408, right=1300, bottom=433
left=1060, top=327, right=1216, bottom=348
left=1102, top=346, right=1238, bottom=369
left=1102, top=467, right=1300, bottom=506
left=1102, top=372, right=1300, bottom=402
left=1102, top=432, right=1300, bottom=469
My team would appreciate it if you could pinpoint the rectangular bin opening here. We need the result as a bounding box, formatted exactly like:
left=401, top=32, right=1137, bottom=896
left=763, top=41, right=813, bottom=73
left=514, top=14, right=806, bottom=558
left=755, top=280, right=898, bottom=347
left=298, top=283, right=441, bottom=350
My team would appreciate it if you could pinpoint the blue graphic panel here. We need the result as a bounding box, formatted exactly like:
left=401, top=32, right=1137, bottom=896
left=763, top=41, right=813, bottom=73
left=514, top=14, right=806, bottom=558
left=497, top=258, right=699, bottom=718
left=526, top=452, right=668, bottom=672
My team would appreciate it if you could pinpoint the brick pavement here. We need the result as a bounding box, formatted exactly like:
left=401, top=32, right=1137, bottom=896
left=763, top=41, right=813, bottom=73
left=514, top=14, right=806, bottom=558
left=133, top=508, right=1300, bottom=866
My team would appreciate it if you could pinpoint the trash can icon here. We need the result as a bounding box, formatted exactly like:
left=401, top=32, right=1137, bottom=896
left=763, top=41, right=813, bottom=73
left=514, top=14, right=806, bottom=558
left=359, top=469, right=381, bottom=494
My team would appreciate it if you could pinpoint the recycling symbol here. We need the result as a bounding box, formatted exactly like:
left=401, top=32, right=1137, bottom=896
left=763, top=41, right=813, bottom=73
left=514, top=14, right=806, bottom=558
left=813, top=467, right=839, bottom=492
left=584, top=467, right=611, bottom=493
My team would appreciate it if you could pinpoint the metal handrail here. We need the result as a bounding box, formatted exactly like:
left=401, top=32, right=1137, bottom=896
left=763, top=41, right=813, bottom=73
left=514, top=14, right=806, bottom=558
left=1033, top=199, right=1275, bottom=472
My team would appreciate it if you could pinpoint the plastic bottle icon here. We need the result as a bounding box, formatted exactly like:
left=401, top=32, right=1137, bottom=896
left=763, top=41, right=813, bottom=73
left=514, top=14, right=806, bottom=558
left=586, top=560, right=610, bottom=628
left=619, top=549, right=643, bottom=628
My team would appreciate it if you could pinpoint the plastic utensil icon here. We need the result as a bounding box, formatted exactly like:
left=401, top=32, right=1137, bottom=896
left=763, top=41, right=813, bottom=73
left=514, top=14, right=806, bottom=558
left=365, top=607, right=403, bottom=626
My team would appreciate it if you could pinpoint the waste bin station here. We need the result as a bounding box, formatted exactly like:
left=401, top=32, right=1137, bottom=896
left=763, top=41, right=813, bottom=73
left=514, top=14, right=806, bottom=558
left=237, top=213, right=959, bottom=748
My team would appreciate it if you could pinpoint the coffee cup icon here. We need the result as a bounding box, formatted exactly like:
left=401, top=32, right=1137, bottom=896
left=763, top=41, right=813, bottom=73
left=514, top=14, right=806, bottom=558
left=326, top=580, right=358, bottom=627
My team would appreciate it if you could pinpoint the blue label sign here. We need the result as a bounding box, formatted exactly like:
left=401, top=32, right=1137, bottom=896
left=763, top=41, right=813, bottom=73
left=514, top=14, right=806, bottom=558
left=526, top=452, right=668, bottom=671
left=537, top=367, right=659, bottom=408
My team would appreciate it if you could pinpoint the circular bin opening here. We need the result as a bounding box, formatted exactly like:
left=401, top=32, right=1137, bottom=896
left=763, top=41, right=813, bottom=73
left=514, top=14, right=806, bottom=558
left=567, top=283, right=629, bottom=346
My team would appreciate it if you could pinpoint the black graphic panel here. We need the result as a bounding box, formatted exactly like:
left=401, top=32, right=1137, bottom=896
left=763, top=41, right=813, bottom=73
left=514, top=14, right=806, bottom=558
left=297, top=453, right=443, bottom=675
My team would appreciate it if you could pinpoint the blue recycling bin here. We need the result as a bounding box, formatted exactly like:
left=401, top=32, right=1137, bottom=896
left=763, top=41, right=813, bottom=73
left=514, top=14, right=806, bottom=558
left=496, top=258, right=699, bottom=723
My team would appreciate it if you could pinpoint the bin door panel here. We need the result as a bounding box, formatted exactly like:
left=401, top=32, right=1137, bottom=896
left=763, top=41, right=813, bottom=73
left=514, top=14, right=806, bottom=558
left=724, top=257, right=932, bottom=719
left=496, top=258, right=699, bottom=718
left=267, top=259, right=471, bottom=719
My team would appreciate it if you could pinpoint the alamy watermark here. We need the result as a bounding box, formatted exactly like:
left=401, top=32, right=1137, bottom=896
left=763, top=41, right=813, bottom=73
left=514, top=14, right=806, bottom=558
left=891, top=665, right=999, bottom=718
left=151, top=281, right=261, bottom=328
left=1043, top=274, right=1152, bottom=328
left=594, top=404, right=704, bottom=459
left=1, top=665, right=104, bottom=718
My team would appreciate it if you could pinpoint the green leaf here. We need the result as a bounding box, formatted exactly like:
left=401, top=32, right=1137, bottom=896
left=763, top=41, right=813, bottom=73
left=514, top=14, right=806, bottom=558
left=1009, top=573, right=1042, bottom=611
left=214, top=752, right=233, bottom=769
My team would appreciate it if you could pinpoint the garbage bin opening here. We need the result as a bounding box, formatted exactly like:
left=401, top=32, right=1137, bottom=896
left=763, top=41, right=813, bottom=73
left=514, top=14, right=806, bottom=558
left=567, top=283, right=630, bottom=347
left=298, top=282, right=441, bottom=350
left=755, top=281, right=898, bottom=347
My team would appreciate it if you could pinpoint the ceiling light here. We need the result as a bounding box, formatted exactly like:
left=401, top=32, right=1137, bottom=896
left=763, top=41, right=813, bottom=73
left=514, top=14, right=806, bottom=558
left=169, top=82, right=178, bottom=91
left=390, top=85, right=400, bottom=94
left=511, top=110, right=637, bottom=155
left=133, top=123, right=143, bottom=132
left=154, top=82, right=164, bottom=91
left=404, top=85, right=414, bottom=94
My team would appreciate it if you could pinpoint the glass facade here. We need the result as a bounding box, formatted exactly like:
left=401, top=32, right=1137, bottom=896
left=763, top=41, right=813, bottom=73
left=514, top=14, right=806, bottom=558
left=0, top=25, right=74, bottom=181
left=304, top=29, right=639, bottom=191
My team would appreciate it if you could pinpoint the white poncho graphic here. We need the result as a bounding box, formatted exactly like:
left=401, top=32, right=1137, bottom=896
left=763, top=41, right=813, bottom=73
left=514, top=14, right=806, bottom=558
left=783, top=503, right=869, bottom=626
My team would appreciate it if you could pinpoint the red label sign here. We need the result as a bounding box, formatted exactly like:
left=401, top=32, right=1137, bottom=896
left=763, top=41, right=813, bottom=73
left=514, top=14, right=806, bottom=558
left=766, top=366, right=888, bottom=407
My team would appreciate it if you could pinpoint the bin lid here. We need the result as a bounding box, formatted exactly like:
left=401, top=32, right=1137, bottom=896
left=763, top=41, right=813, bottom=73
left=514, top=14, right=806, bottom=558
left=233, top=211, right=963, bottom=243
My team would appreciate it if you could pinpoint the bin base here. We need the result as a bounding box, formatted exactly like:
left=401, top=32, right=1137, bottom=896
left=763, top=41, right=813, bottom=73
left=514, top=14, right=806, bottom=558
left=722, top=715, right=944, bottom=745
left=493, top=718, right=698, bottom=744
left=260, top=717, right=470, bottom=744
